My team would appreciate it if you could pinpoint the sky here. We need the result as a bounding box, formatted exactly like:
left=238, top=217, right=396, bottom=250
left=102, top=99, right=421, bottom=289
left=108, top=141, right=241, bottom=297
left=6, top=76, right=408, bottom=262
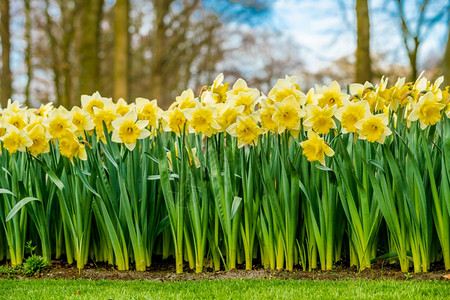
left=270, top=0, right=449, bottom=72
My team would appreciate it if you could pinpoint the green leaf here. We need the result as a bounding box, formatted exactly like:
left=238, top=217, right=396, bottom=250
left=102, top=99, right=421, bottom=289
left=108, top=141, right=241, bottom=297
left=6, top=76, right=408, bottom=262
left=231, top=196, right=242, bottom=220
left=144, top=152, right=159, bottom=164
left=2, top=167, right=11, bottom=177
left=315, top=164, right=333, bottom=172
left=6, top=197, right=40, bottom=221
left=370, top=251, right=413, bottom=263
left=368, top=159, right=385, bottom=173
left=147, top=174, right=179, bottom=181
left=100, top=142, right=119, bottom=169
left=33, top=157, right=64, bottom=190
left=156, top=216, right=170, bottom=236
left=0, top=188, right=16, bottom=198
left=75, top=164, right=101, bottom=198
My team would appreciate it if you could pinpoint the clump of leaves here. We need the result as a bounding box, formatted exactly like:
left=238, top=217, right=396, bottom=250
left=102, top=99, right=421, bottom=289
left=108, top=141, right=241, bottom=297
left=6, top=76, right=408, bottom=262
left=23, top=241, right=50, bottom=276
left=0, top=265, right=23, bottom=278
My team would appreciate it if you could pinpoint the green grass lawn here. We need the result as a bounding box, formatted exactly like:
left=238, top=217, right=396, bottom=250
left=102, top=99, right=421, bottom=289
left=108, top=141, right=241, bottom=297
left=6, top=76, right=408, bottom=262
left=0, top=279, right=448, bottom=299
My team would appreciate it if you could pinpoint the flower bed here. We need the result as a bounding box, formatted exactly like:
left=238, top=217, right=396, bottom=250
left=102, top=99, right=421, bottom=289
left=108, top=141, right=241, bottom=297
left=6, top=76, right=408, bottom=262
left=0, top=73, right=449, bottom=274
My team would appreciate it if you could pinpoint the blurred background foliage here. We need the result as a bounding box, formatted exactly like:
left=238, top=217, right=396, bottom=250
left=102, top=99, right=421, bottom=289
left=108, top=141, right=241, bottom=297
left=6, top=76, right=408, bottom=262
left=0, top=0, right=449, bottom=109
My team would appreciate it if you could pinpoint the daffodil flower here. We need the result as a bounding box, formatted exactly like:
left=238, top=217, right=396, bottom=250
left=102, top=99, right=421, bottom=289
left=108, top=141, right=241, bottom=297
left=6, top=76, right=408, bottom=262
left=0, top=124, right=33, bottom=154
left=44, top=107, right=77, bottom=140
left=135, top=97, right=162, bottom=128
left=71, top=106, right=94, bottom=137
left=216, top=103, right=244, bottom=132
left=58, top=130, right=87, bottom=161
left=115, top=98, right=134, bottom=117
left=408, top=92, right=445, bottom=129
left=183, top=103, right=221, bottom=137
left=354, top=113, right=392, bottom=144
left=268, top=75, right=303, bottom=104
left=111, top=110, right=151, bottom=151
left=335, top=99, right=370, bottom=133
left=25, top=124, right=51, bottom=156
left=303, top=104, right=337, bottom=135
left=316, top=81, right=349, bottom=108
left=81, top=91, right=112, bottom=116
left=300, top=130, right=334, bottom=166
left=272, top=95, right=305, bottom=134
left=227, top=115, right=264, bottom=148
left=169, top=89, right=197, bottom=110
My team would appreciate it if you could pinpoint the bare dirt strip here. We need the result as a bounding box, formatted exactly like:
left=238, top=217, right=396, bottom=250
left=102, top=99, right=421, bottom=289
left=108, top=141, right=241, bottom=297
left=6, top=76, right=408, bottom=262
left=2, top=258, right=449, bottom=281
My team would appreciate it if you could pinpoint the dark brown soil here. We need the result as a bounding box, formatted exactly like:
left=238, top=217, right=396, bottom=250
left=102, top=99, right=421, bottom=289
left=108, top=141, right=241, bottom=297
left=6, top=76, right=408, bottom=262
left=2, top=259, right=449, bottom=281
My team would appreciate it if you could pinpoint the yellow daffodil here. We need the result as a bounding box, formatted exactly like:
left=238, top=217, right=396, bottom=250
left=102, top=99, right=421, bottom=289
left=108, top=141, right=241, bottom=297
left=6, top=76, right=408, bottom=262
left=258, top=100, right=278, bottom=132
left=349, top=81, right=373, bottom=98
left=58, top=130, right=87, bottom=161
left=184, top=103, right=221, bottom=137
left=213, top=83, right=230, bottom=104
left=187, top=147, right=201, bottom=168
left=354, top=113, right=392, bottom=143
left=25, top=124, right=51, bottom=156
left=162, top=107, right=189, bottom=136
left=0, top=124, right=33, bottom=154
left=268, top=75, right=303, bottom=104
left=44, top=107, right=77, bottom=140
left=316, top=81, right=349, bottom=108
left=299, top=88, right=321, bottom=105
left=227, top=89, right=260, bottom=116
left=1, top=111, right=28, bottom=130
left=200, top=90, right=215, bottom=107
left=166, top=145, right=201, bottom=171
left=93, top=102, right=119, bottom=139
left=111, top=110, right=151, bottom=151
left=4, top=99, right=25, bottom=113
left=300, top=130, right=334, bottom=166
left=335, top=99, right=370, bottom=133
left=272, top=95, right=305, bottom=134
left=430, top=76, right=443, bottom=101
left=407, top=92, right=445, bottom=129
left=81, top=92, right=112, bottom=116
left=33, top=102, right=54, bottom=118
left=26, top=114, right=45, bottom=133
left=0, top=125, right=6, bottom=137
left=442, top=87, right=450, bottom=118
left=71, top=106, right=94, bottom=137
left=373, top=77, right=391, bottom=112
left=169, top=89, right=197, bottom=110
left=303, top=104, right=336, bottom=135
left=216, top=103, right=244, bottom=132
left=226, top=78, right=256, bottom=98
left=389, top=77, right=411, bottom=111
left=211, top=73, right=224, bottom=90
left=208, top=73, right=229, bottom=104
left=115, top=98, right=133, bottom=117
left=413, top=71, right=427, bottom=92
left=227, top=115, right=264, bottom=148
left=136, top=98, right=162, bottom=128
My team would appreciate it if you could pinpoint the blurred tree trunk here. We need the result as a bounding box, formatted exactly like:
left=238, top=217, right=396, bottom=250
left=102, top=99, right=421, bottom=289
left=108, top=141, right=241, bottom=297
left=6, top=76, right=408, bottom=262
left=150, top=0, right=174, bottom=106
left=114, top=0, right=129, bottom=101
left=61, top=0, right=79, bottom=107
left=0, top=0, right=12, bottom=107
left=25, top=0, right=32, bottom=107
left=80, top=0, right=104, bottom=97
left=44, top=0, right=62, bottom=106
left=355, top=0, right=372, bottom=83
left=443, top=16, right=450, bottom=87
left=150, top=0, right=208, bottom=108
